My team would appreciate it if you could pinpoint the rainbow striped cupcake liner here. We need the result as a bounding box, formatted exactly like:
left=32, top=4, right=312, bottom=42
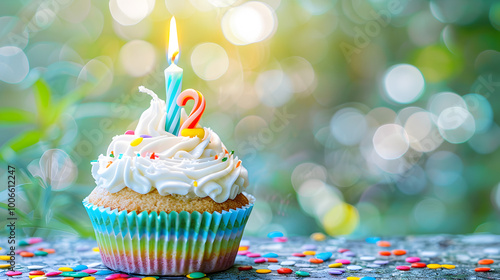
left=82, top=193, right=254, bottom=276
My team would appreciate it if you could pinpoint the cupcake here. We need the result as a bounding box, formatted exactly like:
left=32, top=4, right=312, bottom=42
left=83, top=86, right=254, bottom=276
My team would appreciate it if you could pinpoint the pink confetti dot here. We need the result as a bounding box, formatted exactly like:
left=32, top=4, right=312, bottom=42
left=335, top=259, right=351, bottom=265
left=247, top=253, right=261, bottom=258
left=406, top=257, right=421, bottom=263
left=397, top=265, right=411, bottom=271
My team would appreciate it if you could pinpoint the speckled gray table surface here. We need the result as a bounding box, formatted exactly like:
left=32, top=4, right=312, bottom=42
left=1, top=234, right=500, bottom=279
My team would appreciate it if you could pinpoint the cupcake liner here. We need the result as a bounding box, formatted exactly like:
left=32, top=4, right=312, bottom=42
left=82, top=193, right=254, bottom=276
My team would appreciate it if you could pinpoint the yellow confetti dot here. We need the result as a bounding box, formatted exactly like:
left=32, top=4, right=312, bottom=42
left=59, top=267, right=73, bottom=271
left=0, top=255, right=10, bottom=261
left=92, top=247, right=100, bottom=252
left=427, top=264, right=441, bottom=269
left=328, top=263, right=343, bottom=268
left=256, top=269, right=271, bottom=274
left=142, top=278, right=158, bottom=280
left=130, top=137, right=144, bottom=146
left=303, top=250, right=316, bottom=255
left=81, top=277, right=95, bottom=280
left=310, top=232, right=326, bottom=241
left=193, top=181, right=198, bottom=187
left=238, top=246, right=249, bottom=251
left=442, top=264, right=455, bottom=269
left=29, top=276, right=46, bottom=279
left=0, top=264, right=10, bottom=268
left=347, top=277, right=360, bottom=280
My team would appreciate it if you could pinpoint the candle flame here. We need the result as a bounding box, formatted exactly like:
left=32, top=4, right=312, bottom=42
left=168, top=16, right=179, bottom=65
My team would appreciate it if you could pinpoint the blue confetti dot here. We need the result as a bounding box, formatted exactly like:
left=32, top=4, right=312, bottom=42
left=365, top=237, right=381, bottom=244
left=72, top=264, right=88, bottom=271
left=315, top=252, right=332, bottom=261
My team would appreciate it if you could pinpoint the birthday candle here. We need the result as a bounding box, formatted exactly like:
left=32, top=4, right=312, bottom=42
left=164, top=16, right=183, bottom=135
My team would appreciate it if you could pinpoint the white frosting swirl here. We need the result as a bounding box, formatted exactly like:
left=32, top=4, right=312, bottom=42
left=91, top=87, right=249, bottom=203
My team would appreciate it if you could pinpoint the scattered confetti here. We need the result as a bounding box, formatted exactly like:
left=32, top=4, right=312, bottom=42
left=396, top=265, right=411, bottom=271
left=255, top=269, right=271, bottom=274
left=237, top=266, right=252, bottom=271
left=295, top=271, right=310, bottom=277
left=186, top=272, right=206, bottom=279
left=427, top=264, right=442, bottom=269
left=475, top=267, right=491, bottom=272
left=310, top=232, right=326, bottom=241
left=277, top=267, right=292, bottom=274
left=479, top=259, right=494, bottom=265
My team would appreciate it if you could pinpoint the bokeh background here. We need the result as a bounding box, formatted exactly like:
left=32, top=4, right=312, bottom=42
left=1, top=0, right=500, bottom=238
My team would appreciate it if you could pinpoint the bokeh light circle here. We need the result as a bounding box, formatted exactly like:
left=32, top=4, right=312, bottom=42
left=221, top=1, right=277, bottom=45
left=463, top=93, right=493, bottom=133
left=413, top=197, right=446, bottom=231
left=322, top=203, right=359, bottom=236
left=425, top=151, right=463, bottom=186
left=373, top=124, right=410, bottom=160
left=437, top=107, right=475, bottom=144
left=119, top=40, right=156, bottom=77
left=110, top=0, right=154, bottom=25
left=404, top=111, right=443, bottom=152
left=255, top=69, right=293, bottom=107
left=77, top=56, right=114, bottom=97
left=383, top=64, right=425, bottom=104
left=0, top=46, right=29, bottom=84
left=281, top=56, right=316, bottom=95
left=297, top=179, right=343, bottom=219
left=208, top=0, right=237, bottom=7
left=428, top=91, right=467, bottom=119
left=190, top=43, right=229, bottom=81
left=291, top=162, right=327, bottom=192
left=468, top=124, right=500, bottom=154
left=330, top=108, right=367, bottom=146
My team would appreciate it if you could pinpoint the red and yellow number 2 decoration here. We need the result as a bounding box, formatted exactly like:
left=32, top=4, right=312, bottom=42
left=177, top=89, right=206, bottom=138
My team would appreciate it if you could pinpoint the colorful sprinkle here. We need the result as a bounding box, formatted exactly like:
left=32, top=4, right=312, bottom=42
left=292, top=253, right=306, bottom=257
left=277, top=268, right=293, bottom=274
left=254, top=258, right=266, bottom=263
left=346, top=277, right=360, bottom=280
left=475, top=267, right=491, bottom=272
left=256, top=269, right=271, bottom=274
left=81, top=277, right=95, bottom=280
left=186, top=272, right=206, bottom=279
left=442, top=264, right=456, bottom=269
left=73, top=265, right=88, bottom=271
left=109, top=151, right=114, bottom=157
left=92, top=247, right=99, bottom=252
left=335, top=259, right=351, bottom=265
left=262, top=253, right=278, bottom=258
left=315, top=252, right=332, bottom=261
left=130, top=137, right=143, bottom=146
left=377, top=241, right=391, bottom=247
left=273, top=237, right=288, bottom=242
left=222, top=157, right=227, bottom=162
left=392, top=249, right=407, bottom=256
left=396, top=266, right=411, bottom=271
left=329, top=263, right=343, bottom=268
left=193, top=181, right=198, bottom=187
left=295, top=271, right=310, bottom=277
left=125, top=130, right=135, bottom=135
left=360, top=277, right=376, bottom=280
left=338, top=248, right=349, bottom=253
left=20, top=252, right=35, bottom=257
left=150, top=152, right=156, bottom=159
left=309, top=258, right=323, bottom=264
left=405, top=257, right=420, bottom=263
left=236, top=160, right=241, bottom=167
left=479, top=259, right=494, bottom=265
left=427, top=264, right=441, bottom=269
left=106, top=161, right=113, bottom=168
left=59, top=267, right=73, bottom=272
left=247, top=253, right=261, bottom=258
left=0, top=255, right=12, bottom=261
left=365, top=237, right=381, bottom=244
left=139, top=134, right=152, bottom=138
left=237, top=266, right=252, bottom=271
left=303, top=250, right=316, bottom=255
left=328, top=269, right=343, bottom=275
left=411, top=262, right=426, bottom=268
left=214, top=155, right=218, bottom=160
left=231, top=150, right=234, bottom=154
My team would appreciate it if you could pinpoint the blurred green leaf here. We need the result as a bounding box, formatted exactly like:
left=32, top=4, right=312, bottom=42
left=0, top=108, right=35, bottom=124
left=6, top=130, right=43, bottom=152
left=34, top=79, right=51, bottom=126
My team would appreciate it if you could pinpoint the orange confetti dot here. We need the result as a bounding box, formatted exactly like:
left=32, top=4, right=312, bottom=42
left=411, top=262, right=426, bottom=268
left=303, top=251, right=316, bottom=255
left=63, top=278, right=75, bottom=280
left=238, top=246, right=249, bottom=251
left=377, top=241, right=391, bottom=247
left=43, top=248, right=55, bottom=254
left=106, top=161, right=113, bottom=168
left=475, top=267, right=491, bottom=272
left=392, top=249, right=407, bottom=256
left=309, top=258, right=324, bottom=264
left=20, top=252, right=34, bottom=257
left=215, top=155, right=218, bottom=160
left=379, top=251, right=391, bottom=256
left=236, top=160, right=241, bottom=168
left=478, top=259, right=494, bottom=265
left=267, top=258, right=278, bottom=263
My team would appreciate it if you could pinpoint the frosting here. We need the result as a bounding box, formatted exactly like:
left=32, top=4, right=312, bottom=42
left=91, top=87, right=249, bottom=203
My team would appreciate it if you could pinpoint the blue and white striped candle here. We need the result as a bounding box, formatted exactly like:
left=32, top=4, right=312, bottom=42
left=164, top=16, right=183, bottom=135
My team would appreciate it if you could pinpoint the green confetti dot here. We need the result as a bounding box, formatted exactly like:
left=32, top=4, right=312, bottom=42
left=296, top=271, right=310, bottom=277
left=222, top=157, right=227, bottom=162
left=34, top=251, right=48, bottom=256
